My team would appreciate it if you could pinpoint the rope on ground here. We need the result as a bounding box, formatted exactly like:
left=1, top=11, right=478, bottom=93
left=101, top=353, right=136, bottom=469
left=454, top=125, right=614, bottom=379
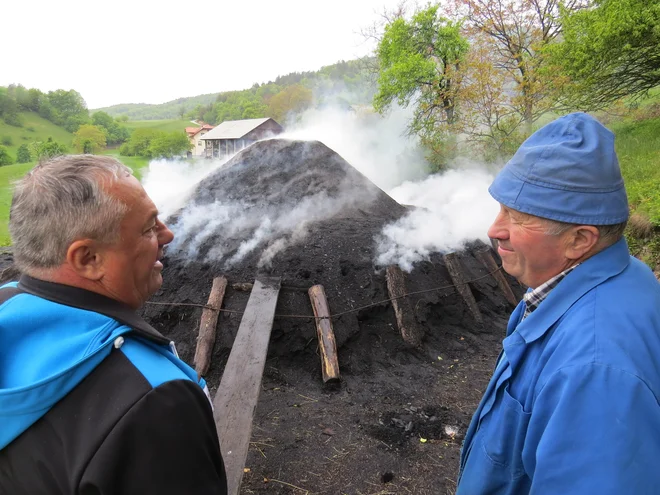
left=145, top=265, right=505, bottom=321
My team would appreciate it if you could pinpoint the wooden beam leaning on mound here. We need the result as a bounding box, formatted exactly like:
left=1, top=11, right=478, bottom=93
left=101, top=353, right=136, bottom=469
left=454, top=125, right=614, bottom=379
left=194, top=276, right=228, bottom=380
left=308, top=284, right=340, bottom=383
left=386, top=265, right=424, bottom=347
left=213, top=277, right=282, bottom=495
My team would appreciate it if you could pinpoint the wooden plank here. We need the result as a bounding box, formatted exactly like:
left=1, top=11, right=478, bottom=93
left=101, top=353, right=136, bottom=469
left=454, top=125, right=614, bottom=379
left=443, top=253, right=483, bottom=326
left=308, top=285, right=340, bottom=383
left=213, top=276, right=281, bottom=495
left=193, top=276, right=228, bottom=380
left=385, top=265, right=424, bottom=346
left=475, top=248, right=519, bottom=307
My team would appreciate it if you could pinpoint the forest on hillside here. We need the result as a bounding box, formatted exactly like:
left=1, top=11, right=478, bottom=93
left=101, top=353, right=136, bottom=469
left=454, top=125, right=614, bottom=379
left=94, top=59, right=376, bottom=123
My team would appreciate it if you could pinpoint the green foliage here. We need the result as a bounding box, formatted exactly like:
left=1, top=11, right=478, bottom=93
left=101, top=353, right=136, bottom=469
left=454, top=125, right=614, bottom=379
left=148, top=131, right=191, bottom=158
left=549, top=0, right=660, bottom=109
left=610, top=116, right=660, bottom=225
left=268, top=84, right=313, bottom=122
left=374, top=5, right=468, bottom=165
left=0, top=146, right=14, bottom=166
left=29, top=137, right=67, bottom=160
left=91, top=111, right=130, bottom=145
left=120, top=127, right=190, bottom=158
left=46, top=89, right=90, bottom=132
left=16, top=144, right=31, bottom=164
left=73, top=124, right=107, bottom=153
left=121, top=128, right=158, bottom=157
left=1, top=136, right=12, bottom=146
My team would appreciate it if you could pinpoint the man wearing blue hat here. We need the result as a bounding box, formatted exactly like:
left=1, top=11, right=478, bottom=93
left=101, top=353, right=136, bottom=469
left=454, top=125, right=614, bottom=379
left=457, top=112, right=660, bottom=494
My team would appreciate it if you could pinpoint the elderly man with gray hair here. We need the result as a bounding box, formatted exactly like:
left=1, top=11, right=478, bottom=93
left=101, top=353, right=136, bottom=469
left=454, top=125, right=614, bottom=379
left=0, top=155, right=228, bottom=494
left=457, top=113, right=660, bottom=494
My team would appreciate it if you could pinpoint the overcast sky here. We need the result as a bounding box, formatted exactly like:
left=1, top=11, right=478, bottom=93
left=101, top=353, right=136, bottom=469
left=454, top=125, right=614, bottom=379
left=1, top=0, right=406, bottom=109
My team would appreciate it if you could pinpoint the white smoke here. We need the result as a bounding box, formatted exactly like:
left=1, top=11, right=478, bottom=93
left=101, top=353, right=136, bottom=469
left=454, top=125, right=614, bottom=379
left=141, top=156, right=230, bottom=220
left=140, top=103, right=501, bottom=272
left=376, top=166, right=500, bottom=271
left=280, top=104, right=428, bottom=191
left=166, top=186, right=370, bottom=268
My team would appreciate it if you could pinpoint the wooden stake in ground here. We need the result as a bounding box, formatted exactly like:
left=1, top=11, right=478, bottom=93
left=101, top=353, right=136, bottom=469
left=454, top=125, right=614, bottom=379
left=385, top=265, right=424, bottom=347
left=213, top=277, right=281, bottom=495
left=193, top=276, right=227, bottom=380
left=443, top=253, right=484, bottom=326
left=308, top=285, right=340, bottom=383
left=475, top=248, right=518, bottom=307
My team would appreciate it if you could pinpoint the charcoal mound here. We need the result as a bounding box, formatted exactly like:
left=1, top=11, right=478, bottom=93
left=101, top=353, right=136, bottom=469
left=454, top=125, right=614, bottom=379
left=140, top=139, right=519, bottom=389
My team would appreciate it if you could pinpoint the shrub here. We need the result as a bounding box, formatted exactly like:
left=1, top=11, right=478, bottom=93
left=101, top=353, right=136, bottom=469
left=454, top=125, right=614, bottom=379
left=1, top=136, right=12, bottom=146
left=16, top=144, right=31, bottom=164
left=0, top=146, right=15, bottom=166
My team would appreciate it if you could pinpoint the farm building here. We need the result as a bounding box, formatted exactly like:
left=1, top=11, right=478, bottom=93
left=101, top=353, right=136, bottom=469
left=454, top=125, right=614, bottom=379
left=185, top=124, right=215, bottom=157
left=200, top=117, right=283, bottom=159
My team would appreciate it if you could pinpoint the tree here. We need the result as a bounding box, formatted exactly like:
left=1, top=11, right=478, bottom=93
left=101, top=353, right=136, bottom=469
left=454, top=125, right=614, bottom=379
left=452, top=0, right=585, bottom=132
left=374, top=4, right=469, bottom=167
left=0, top=88, right=23, bottom=127
left=47, top=89, right=90, bottom=132
left=73, top=125, right=107, bottom=153
left=29, top=137, right=67, bottom=160
left=0, top=146, right=14, bottom=166
left=121, top=128, right=159, bottom=157
left=148, top=131, right=191, bottom=159
left=267, top=84, right=313, bottom=122
left=547, top=0, right=660, bottom=109
left=16, top=144, right=31, bottom=164
left=92, top=111, right=130, bottom=146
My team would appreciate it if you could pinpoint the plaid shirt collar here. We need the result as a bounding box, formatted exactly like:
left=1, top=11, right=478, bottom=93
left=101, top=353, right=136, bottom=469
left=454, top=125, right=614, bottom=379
left=522, top=264, right=580, bottom=319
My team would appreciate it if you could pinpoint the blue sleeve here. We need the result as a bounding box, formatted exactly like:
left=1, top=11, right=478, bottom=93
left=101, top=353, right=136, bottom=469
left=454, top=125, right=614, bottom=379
left=524, top=364, right=660, bottom=494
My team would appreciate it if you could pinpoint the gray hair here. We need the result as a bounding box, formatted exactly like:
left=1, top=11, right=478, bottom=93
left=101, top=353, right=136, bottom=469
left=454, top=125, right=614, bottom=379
left=10, top=155, right=133, bottom=273
left=542, top=218, right=627, bottom=247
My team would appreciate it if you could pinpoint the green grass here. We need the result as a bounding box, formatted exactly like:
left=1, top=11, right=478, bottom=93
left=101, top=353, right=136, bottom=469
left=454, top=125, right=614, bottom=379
left=0, top=162, right=37, bottom=245
left=0, top=112, right=74, bottom=158
left=610, top=117, right=660, bottom=225
left=100, top=149, right=148, bottom=181
left=123, top=119, right=194, bottom=133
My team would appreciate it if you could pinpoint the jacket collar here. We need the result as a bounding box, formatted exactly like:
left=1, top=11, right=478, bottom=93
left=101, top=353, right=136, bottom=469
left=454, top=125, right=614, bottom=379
left=17, top=274, right=170, bottom=346
left=513, top=237, right=630, bottom=344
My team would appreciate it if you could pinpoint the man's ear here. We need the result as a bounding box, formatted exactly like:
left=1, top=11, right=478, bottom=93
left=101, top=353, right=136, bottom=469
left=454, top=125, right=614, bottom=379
left=565, top=225, right=600, bottom=260
left=66, top=239, right=105, bottom=281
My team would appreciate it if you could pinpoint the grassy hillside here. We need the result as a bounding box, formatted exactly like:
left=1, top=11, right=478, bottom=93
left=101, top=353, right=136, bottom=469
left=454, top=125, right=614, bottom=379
left=0, top=162, right=37, bottom=245
left=610, top=115, right=660, bottom=271
left=0, top=112, right=74, bottom=159
left=93, top=94, right=220, bottom=120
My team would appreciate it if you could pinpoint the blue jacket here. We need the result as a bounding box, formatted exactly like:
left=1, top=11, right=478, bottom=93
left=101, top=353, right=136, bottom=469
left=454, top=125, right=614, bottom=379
left=457, top=239, right=660, bottom=494
left=0, top=275, right=227, bottom=494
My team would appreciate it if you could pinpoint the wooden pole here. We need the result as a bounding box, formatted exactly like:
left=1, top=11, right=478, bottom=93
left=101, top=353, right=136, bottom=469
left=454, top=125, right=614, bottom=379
left=443, top=253, right=483, bottom=326
left=308, top=285, right=340, bottom=383
left=193, top=276, right=227, bottom=379
left=475, top=248, right=518, bottom=307
left=385, top=265, right=424, bottom=347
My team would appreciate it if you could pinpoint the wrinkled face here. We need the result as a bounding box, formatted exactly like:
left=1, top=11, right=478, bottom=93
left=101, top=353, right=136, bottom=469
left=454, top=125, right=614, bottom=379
left=487, top=205, right=572, bottom=288
left=100, top=175, right=174, bottom=309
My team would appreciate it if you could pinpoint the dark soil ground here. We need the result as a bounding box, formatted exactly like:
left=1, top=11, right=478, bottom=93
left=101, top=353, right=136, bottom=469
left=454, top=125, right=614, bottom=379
left=138, top=140, right=522, bottom=494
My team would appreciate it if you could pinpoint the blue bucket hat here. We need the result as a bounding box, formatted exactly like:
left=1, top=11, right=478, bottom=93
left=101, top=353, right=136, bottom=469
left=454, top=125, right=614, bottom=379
left=489, top=112, right=629, bottom=225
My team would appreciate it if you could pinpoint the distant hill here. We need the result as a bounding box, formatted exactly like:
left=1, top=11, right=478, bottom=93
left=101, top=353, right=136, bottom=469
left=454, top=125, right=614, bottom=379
left=93, top=93, right=220, bottom=121
left=0, top=111, right=74, bottom=157
left=92, top=58, right=377, bottom=121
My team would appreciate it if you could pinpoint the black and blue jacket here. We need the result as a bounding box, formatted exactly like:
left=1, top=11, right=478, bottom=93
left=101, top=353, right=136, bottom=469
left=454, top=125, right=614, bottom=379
left=0, top=275, right=227, bottom=494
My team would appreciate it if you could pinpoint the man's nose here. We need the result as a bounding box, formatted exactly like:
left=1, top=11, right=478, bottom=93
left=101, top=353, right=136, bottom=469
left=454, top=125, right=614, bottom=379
left=157, top=220, right=175, bottom=246
left=487, top=209, right=507, bottom=240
